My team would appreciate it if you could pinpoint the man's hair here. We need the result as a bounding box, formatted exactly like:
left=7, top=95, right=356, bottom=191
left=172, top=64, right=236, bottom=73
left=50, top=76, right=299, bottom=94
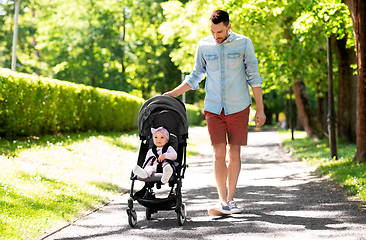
left=209, top=10, right=230, bottom=26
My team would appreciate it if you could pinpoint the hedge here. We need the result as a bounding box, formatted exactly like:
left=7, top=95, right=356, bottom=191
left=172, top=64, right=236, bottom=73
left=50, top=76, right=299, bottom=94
left=0, top=69, right=144, bottom=138
left=0, top=69, right=202, bottom=138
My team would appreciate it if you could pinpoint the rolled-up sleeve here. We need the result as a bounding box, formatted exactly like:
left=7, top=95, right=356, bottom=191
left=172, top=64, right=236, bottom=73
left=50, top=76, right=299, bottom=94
left=183, top=44, right=206, bottom=90
left=244, top=38, right=263, bottom=87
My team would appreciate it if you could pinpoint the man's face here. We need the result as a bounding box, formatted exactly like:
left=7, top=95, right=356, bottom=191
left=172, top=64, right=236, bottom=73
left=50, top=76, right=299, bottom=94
left=210, top=21, right=231, bottom=44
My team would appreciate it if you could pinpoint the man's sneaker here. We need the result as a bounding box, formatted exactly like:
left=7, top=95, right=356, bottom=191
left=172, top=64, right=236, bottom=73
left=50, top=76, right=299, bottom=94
left=208, top=203, right=232, bottom=217
left=227, top=200, right=241, bottom=214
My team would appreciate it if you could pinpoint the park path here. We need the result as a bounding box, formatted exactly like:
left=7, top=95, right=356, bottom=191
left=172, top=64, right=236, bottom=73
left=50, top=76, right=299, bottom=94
left=41, top=127, right=366, bottom=240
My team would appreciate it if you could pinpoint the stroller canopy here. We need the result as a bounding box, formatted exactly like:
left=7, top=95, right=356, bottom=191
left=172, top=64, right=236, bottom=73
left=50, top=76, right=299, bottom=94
left=138, top=96, right=188, bottom=143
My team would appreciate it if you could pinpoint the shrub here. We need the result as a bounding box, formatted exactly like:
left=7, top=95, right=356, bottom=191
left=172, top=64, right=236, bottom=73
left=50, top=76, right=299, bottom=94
left=186, top=104, right=202, bottom=126
left=0, top=69, right=144, bottom=138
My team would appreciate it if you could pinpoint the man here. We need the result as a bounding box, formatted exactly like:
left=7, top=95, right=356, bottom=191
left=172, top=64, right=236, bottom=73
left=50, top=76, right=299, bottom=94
left=164, top=10, right=266, bottom=216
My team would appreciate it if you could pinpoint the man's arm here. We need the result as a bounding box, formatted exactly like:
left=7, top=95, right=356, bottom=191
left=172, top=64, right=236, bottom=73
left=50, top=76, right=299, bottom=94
left=252, top=87, right=266, bottom=127
left=163, top=82, right=192, bottom=98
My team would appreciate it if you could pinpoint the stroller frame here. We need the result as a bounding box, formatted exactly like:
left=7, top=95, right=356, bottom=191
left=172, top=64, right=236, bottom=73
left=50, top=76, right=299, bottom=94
left=126, top=96, right=188, bottom=227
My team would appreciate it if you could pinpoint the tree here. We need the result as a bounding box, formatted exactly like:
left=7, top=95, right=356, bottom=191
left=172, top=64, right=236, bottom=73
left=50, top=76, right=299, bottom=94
left=124, top=0, right=182, bottom=99
left=0, top=0, right=183, bottom=98
left=344, top=0, right=366, bottom=162
left=33, top=0, right=132, bottom=90
left=293, top=78, right=326, bottom=138
left=0, top=0, right=41, bottom=74
left=334, top=34, right=357, bottom=142
left=293, top=0, right=356, bottom=142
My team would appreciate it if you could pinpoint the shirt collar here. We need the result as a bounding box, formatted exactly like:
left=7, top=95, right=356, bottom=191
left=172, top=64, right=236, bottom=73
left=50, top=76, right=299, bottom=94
left=211, top=30, right=234, bottom=44
left=224, top=30, right=234, bottom=43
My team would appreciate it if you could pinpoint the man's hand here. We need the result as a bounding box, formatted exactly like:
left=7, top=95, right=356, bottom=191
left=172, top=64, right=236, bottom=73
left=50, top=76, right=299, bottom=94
left=163, top=91, right=175, bottom=97
left=252, top=87, right=266, bottom=127
left=163, top=82, right=192, bottom=98
left=254, top=109, right=266, bottom=127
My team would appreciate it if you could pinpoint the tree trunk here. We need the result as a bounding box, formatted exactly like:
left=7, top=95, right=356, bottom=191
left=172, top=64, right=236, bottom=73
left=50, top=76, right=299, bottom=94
left=264, top=108, right=273, bottom=125
left=316, top=82, right=327, bottom=132
left=292, top=78, right=325, bottom=139
left=333, top=35, right=357, bottom=143
left=296, top=112, right=303, bottom=131
left=32, top=8, right=40, bottom=59
left=121, top=7, right=126, bottom=74
left=344, top=0, right=366, bottom=162
left=91, top=77, right=96, bottom=87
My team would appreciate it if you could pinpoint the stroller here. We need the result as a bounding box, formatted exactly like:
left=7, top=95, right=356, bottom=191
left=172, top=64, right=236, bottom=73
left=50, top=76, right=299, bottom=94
left=126, top=95, right=189, bottom=227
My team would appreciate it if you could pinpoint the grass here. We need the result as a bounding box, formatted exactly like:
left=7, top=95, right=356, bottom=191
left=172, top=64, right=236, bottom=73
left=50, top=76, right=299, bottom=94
left=0, top=130, right=142, bottom=240
left=278, top=128, right=366, bottom=202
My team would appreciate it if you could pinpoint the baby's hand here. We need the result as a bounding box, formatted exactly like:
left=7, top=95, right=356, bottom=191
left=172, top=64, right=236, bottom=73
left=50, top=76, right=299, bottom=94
left=158, top=154, right=165, bottom=162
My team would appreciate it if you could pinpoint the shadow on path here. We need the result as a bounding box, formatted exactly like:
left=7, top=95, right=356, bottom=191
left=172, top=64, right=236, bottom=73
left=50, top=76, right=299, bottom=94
left=53, top=177, right=365, bottom=240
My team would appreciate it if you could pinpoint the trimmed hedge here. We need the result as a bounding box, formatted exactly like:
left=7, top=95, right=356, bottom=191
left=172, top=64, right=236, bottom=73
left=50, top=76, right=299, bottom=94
left=0, top=69, right=144, bottom=138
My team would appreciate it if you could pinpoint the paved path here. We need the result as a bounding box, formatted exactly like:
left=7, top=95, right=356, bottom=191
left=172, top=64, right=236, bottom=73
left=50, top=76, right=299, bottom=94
left=42, top=127, right=366, bottom=240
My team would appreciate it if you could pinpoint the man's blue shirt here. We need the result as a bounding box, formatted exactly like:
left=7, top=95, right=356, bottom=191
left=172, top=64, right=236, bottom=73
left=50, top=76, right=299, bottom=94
left=184, top=31, right=264, bottom=115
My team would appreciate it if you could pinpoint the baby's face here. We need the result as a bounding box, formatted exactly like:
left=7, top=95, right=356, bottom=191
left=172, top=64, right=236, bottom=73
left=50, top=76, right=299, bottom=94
left=154, top=131, right=168, bottom=147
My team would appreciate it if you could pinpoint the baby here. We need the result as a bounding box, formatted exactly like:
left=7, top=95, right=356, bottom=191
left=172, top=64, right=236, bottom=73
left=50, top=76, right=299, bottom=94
left=133, top=126, right=177, bottom=184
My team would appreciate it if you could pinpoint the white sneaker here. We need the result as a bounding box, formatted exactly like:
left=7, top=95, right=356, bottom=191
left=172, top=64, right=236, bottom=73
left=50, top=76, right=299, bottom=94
left=227, top=200, right=242, bottom=214
left=132, top=165, right=148, bottom=179
left=208, top=203, right=232, bottom=217
left=161, top=165, right=173, bottom=184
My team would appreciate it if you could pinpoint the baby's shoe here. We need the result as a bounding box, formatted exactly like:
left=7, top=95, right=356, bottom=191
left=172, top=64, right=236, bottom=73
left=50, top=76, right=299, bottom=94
left=133, top=165, right=148, bottom=179
left=161, top=165, right=173, bottom=184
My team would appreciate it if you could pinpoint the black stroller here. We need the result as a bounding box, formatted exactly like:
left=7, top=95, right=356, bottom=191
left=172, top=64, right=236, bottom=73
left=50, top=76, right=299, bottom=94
left=126, top=95, right=189, bottom=227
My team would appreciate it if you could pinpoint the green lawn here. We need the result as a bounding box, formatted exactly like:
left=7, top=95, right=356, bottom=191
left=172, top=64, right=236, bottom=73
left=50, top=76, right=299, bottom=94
left=0, top=131, right=141, bottom=240
left=278, top=129, right=366, bottom=203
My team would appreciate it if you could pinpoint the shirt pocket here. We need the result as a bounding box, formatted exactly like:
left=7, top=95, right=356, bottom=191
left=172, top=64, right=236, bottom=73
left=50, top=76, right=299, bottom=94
left=227, top=53, right=242, bottom=70
left=204, top=54, right=219, bottom=72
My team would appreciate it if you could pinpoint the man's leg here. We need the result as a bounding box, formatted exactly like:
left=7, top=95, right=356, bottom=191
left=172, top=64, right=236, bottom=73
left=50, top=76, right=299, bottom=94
left=227, top=144, right=241, bottom=201
left=212, top=143, right=228, bottom=205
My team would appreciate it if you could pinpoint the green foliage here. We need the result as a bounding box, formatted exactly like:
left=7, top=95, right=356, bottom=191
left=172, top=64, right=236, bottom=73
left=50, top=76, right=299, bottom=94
left=124, top=0, right=183, bottom=99
left=186, top=104, right=202, bottom=126
left=0, top=69, right=144, bottom=138
left=293, top=0, right=353, bottom=47
left=160, top=0, right=224, bottom=73
left=0, top=0, right=182, bottom=99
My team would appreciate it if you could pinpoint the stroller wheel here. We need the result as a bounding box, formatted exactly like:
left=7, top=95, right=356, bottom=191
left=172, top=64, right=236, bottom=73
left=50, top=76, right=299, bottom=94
left=127, top=208, right=137, bottom=227
left=146, top=207, right=152, bottom=220
left=177, top=203, right=187, bottom=226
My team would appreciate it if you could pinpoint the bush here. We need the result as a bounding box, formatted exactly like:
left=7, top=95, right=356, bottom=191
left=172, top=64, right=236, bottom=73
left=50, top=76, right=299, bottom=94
left=186, top=104, right=202, bottom=126
left=0, top=69, right=144, bottom=138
